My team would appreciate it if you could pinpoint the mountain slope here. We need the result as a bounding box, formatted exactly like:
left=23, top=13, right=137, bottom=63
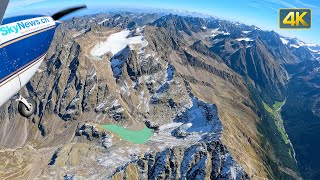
left=0, top=12, right=304, bottom=179
left=282, top=60, right=320, bottom=179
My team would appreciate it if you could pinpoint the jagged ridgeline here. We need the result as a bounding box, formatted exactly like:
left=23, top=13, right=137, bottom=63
left=2, top=12, right=320, bottom=179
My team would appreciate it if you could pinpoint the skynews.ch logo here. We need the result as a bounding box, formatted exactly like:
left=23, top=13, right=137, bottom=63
left=279, top=8, right=312, bottom=29
left=0, top=17, right=51, bottom=36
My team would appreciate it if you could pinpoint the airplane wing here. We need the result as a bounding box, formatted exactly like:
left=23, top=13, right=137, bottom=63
left=0, top=0, right=9, bottom=25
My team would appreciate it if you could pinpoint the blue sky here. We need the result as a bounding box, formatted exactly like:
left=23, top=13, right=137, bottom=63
left=4, top=0, right=320, bottom=44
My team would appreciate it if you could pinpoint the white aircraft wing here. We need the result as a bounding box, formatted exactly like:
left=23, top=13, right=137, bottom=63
left=0, top=0, right=9, bottom=25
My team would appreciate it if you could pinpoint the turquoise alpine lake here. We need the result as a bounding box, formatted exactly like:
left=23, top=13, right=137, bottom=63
left=102, top=124, right=153, bottom=144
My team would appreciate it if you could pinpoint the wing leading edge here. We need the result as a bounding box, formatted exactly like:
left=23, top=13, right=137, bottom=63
left=0, top=0, right=9, bottom=25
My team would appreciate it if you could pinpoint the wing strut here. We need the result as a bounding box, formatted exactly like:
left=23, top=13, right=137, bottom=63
left=0, top=0, right=9, bottom=25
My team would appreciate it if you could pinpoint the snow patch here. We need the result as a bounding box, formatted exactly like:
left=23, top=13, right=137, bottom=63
left=98, top=18, right=109, bottom=25
left=309, top=48, right=320, bottom=53
left=236, top=37, right=254, bottom=42
left=112, top=100, right=120, bottom=107
left=72, top=28, right=89, bottom=38
left=280, top=37, right=289, bottom=45
left=120, top=81, right=131, bottom=96
left=211, top=28, right=230, bottom=38
left=290, top=44, right=300, bottom=48
left=90, top=29, right=145, bottom=57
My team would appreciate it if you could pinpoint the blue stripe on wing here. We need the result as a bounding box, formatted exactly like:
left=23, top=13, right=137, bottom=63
left=0, top=26, right=56, bottom=83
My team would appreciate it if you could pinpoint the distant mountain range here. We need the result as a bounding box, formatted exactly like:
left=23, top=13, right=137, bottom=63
left=0, top=11, right=319, bottom=179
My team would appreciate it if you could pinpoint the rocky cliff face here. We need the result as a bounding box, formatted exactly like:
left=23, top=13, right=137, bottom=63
left=113, top=141, right=249, bottom=180
left=0, top=13, right=303, bottom=179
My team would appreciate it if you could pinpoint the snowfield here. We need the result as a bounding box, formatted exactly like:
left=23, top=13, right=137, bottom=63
left=211, top=28, right=230, bottom=38
left=90, top=29, right=146, bottom=57
left=280, top=37, right=289, bottom=45
left=98, top=18, right=109, bottom=25
left=236, top=37, right=254, bottom=42
left=290, top=44, right=300, bottom=48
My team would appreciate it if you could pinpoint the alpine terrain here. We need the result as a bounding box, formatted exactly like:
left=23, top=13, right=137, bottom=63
left=0, top=12, right=319, bottom=179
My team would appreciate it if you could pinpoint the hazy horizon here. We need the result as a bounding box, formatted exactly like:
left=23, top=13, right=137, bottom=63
left=4, top=0, right=320, bottom=45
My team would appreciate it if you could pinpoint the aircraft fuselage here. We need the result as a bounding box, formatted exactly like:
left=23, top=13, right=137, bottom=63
left=0, top=15, right=57, bottom=107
